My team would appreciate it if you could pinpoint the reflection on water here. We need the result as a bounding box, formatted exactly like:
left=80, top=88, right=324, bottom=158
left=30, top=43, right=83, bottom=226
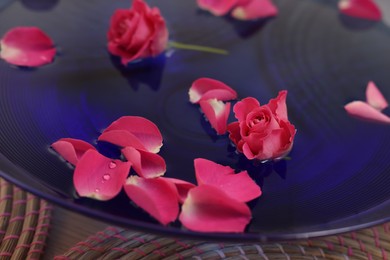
left=20, top=0, right=60, bottom=11
left=229, top=146, right=288, bottom=188
left=110, top=53, right=166, bottom=91
left=339, top=14, right=378, bottom=30
left=226, top=16, right=274, bottom=38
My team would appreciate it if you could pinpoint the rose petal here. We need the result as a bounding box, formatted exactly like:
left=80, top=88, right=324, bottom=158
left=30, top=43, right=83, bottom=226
left=0, top=27, right=56, bottom=67
left=338, top=0, right=382, bottom=21
left=197, top=0, right=239, bottom=16
left=102, top=116, right=163, bottom=153
left=268, top=90, right=288, bottom=121
left=124, top=176, right=179, bottom=225
left=122, top=146, right=166, bottom=178
left=227, top=121, right=242, bottom=149
left=51, top=138, right=96, bottom=166
left=366, top=81, right=388, bottom=111
left=199, top=99, right=231, bottom=135
left=233, top=97, right=260, bottom=122
left=345, top=100, right=390, bottom=124
left=189, top=78, right=237, bottom=104
left=194, top=158, right=261, bottom=202
left=74, top=150, right=131, bottom=201
left=179, top=185, right=251, bottom=233
left=98, top=130, right=147, bottom=151
left=162, top=177, right=196, bottom=204
left=150, top=6, right=169, bottom=52
left=232, top=0, right=278, bottom=20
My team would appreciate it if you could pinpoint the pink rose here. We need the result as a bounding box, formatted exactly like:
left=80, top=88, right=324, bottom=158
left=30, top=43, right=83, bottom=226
left=227, top=91, right=296, bottom=161
left=107, top=0, right=169, bottom=65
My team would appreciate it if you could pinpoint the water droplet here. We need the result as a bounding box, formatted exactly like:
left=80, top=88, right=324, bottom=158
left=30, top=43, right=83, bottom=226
left=109, top=162, right=117, bottom=169
left=103, top=174, right=111, bottom=181
left=95, top=188, right=100, bottom=193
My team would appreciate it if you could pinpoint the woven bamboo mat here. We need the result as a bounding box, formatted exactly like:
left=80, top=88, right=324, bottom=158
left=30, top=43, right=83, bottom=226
left=0, top=178, right=52, bottom=260
left=55, top=222, right=390, bottom=259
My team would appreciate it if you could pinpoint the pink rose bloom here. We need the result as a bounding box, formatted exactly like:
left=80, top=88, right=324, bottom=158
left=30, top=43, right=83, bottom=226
left=227, top=91, right=296, bottom=161
left=107, top=0, right=169, bottom=65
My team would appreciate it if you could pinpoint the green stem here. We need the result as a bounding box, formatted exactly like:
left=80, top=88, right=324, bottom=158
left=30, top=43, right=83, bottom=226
left=168, top=41, right=228, bottom=55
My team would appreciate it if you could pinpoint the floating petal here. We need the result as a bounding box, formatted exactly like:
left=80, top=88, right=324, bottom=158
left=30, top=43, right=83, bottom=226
left=232, top=0, right=278, bottom=20
left=124, top=176, right=179, bottom=225
left=345, top=100, right=390, bottom=124
left=51, top=138, right=96, bottom=166
left=0, top=27, right=56, bottom=67
left=199, top=99, right=231, bottom=135
left=122, top=147, right=166, bottom=178
left=98, top=130, right=147, bottom=151
left=197, top=0, right=238, bottom=16
left=179, top=185, right=251, bottom=233
left=189, top=78, right=237, bottom=104
left=338, top=0, right=382, bottom=21
left=162, top=177, right=196, bottom=204
left=194, top=158, right=261, bottom=202
left=102, top=116, right=163, bottom=153
left=366, top=81, right=388, bottom=111
left=74, top=150, right=131, bottom=201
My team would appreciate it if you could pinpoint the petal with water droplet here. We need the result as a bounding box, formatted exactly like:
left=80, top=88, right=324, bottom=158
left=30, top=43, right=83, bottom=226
left=345, top=100, right=390, bottom=124
left=194, top=158, right=261, bottom=202
left=124, top=176, right=179, bottom=225
left=179, top=185, right=251, bottom=233
left=199, top=99, right=231, bottom=135
left=51, top=138, right=96, bottom=166
left=74, top=150, right=131, bottom=201
left=366, top=81, right=388, bottom=111
left=0, top=27, right=56, bottom=67
left=232, top=0, right=278, bottom=20
left=122, top=147, right=166, bottom=178
left=189, top=78, right=237, bottom=104
left=338, top=0, right=381, bottom=21
left=102, top=116, right=163, bottom=153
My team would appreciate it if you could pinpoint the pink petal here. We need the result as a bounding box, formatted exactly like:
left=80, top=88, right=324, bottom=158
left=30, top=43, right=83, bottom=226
left=74, top=150, right=131, bottom=201
left=338, top=0, right=382, bottom=21
left=98, top=130, right=147, bottom=151
left=122, top=147, right=166, bottom=178
left=233, top=97, right=260, bottom=122
left=123, top=176, right=179, bottom=225
left=102, top=116, right=163, bottom=153
left=345, top=100, right=390, bottom=124
left=194, top=158, right=261, bottom=202
left=189, top=78, right=237, bottom=104
left=162, top=177, right=196, bottom=204
left=232, top=0, right=278, bottom=20
left=268, top=90, right=288, bottom=121
left=366, top=81, right=388, bottom=111
left=199, top=99, right=231, bottom=135
left=179, top=185, right=251, bottom=233
left=0, top=27, right=56, bottom=67
left=227, top=121, right=242, bottom=150
left=197, top=0, right=239, bottom=16
left=51, top=138, right=96, bottom=166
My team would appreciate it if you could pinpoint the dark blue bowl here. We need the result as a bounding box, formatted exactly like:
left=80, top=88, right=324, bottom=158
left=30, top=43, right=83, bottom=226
left=0, top=0, right=390, bottom=242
